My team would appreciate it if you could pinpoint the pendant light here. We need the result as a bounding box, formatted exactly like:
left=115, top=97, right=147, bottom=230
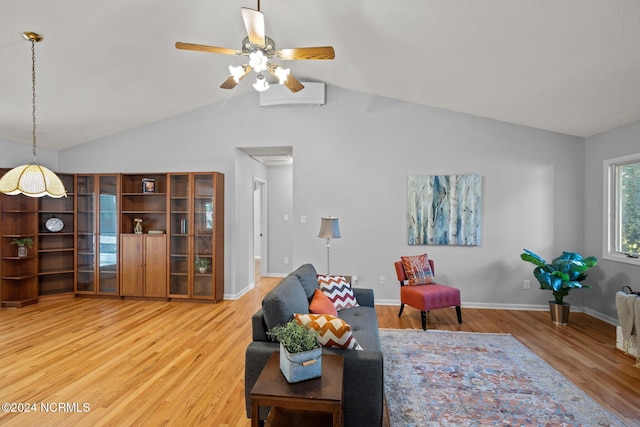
left=0, top=32, right=67, bottom=198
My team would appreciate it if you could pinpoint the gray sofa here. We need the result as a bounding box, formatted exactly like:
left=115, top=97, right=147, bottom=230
left=244, top=263, right=384, bottom=427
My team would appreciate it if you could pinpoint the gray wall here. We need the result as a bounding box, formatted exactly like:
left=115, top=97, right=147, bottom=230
left=1, top=138, right=59, bottom=171
left=267, top=164, right=293, bottom=276
left=3, top=84, right=635, bottom=320
left=584, top=121, right=640, bottom=319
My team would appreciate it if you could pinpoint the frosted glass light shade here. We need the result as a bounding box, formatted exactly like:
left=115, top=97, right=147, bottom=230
left=0, top=163, right=67, bottom=198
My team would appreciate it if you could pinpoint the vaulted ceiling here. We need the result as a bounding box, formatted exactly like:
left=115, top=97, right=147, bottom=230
left=2, top=0, right=639, bottom=150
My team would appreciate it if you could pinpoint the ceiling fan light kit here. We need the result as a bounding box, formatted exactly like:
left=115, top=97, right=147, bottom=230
left=176, top=6, right=334, bottom=93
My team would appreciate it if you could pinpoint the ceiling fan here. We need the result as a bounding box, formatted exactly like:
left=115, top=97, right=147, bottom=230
left=175, top=4, right=335, bottom=93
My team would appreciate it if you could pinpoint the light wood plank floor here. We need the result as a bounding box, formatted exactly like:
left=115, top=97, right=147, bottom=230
left=0, top=277, right=638, bottom=426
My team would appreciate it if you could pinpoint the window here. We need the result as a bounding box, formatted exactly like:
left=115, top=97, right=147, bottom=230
left=604, top=153, right=640, bottom=265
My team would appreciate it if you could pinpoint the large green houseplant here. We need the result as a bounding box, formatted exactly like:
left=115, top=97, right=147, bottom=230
left=520, top=249, right=597, bottom=324
left=267, top=320, right=321, bottom=383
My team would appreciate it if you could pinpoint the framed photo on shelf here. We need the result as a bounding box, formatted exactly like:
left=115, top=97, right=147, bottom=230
left=142, top=178, right=156, bottom=193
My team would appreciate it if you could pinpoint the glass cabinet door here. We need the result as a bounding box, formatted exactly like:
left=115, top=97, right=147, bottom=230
left=169, top=174, right=189, bottom=297
left=98, top=175, right=118, bottom=294
left=193, top=174, right=214, bottom=298
left=75, top=176, right=96, bottom=293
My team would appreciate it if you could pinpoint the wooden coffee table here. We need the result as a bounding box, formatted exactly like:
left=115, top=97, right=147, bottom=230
left=250, top=352, right=344, bottom=427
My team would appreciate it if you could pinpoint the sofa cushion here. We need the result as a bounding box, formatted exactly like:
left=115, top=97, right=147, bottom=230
left=338, top=306, right=380, bottom=351
left=262, top=275, right=310, bottom=331
left=294, top=313, right=363, bottom=350
left=401, top=253, right=434, bottom=285
left=292, top=263, right=320, bottom=300
left=318, top=275, right=359, bottom=311
left=309, top=289, right=339, bottom=316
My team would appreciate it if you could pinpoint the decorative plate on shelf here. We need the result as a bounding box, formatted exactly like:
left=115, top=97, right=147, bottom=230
left=45, top=216, right=64, bottom=232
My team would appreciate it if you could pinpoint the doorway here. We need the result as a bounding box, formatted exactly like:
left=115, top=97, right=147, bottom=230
left=253, top=178, right=267, bottom=284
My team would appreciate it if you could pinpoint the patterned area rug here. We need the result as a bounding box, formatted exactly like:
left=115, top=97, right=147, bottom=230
left=380, top=329, right=625, bottom=426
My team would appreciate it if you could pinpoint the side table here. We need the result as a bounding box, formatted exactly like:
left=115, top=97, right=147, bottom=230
left=250, top=352, right=344, bottom=427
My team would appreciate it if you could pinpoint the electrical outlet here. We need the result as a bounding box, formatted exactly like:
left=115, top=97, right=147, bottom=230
left=524, top=279, right=530, bottom=290
left=284, top=257, right=289, bottom=265
left=352, top=275, right=358, bottom=285
left=301, top=215, right=307, bottom=224
left=379, top=276, right=385, bottom=285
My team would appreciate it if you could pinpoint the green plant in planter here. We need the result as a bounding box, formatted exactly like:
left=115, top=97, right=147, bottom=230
left=11, top=238, right=33, bottom=248
left=194, top=257, right=210, bottom=271
left=267, top=320, right=320, bottom=353
left=520, top=249, right=598, bottom=304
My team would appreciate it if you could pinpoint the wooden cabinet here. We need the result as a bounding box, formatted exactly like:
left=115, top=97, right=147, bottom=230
left=38, top=173, right=75, bottom=296
left=168, top=172, right=224, bottom=301
left=1, top=170, right=223, bottom=304
left=75, top=174, right=119, bottom=295
left=0, top=174, right=39, bottom=307
left=120, top=234, right=167, bottom=297
left=119, top=173, right=168, bottom=298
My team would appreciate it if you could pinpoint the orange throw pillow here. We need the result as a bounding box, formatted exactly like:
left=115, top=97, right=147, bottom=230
left=309, top=288, right=338, bottom=317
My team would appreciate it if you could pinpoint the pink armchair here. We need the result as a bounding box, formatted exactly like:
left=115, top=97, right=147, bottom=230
left=394, top=259, right=462, bottom=330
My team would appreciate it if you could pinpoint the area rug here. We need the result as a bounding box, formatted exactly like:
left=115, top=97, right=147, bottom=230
left=380, top=329, right=625, bottom=426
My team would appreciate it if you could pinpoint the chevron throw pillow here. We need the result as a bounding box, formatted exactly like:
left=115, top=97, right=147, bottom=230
left=294, top=313, right=363, bottom=350
left=317, top=275, right=359, bottom=311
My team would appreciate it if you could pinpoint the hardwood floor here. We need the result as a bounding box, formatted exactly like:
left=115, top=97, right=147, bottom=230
left=0, top=277, right=638, bottom=426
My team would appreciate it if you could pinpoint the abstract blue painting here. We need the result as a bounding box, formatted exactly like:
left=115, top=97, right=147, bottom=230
left=408, top=175, right=482, bottom=246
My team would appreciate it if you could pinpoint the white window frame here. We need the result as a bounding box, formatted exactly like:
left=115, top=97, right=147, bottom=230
left=603, top=152, right=640, bottom=266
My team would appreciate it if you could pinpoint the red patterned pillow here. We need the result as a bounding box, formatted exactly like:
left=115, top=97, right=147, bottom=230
left=309, top=289, right=338, bottom=317
left=317, top=275, right=359, bottom=311
left=294, top=313, right=363, bottom=350
left=401, top=254, right=434, bottom=285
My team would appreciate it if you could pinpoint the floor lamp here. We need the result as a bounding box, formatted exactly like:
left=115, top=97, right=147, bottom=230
left=318, top=217, right=341, bottom=275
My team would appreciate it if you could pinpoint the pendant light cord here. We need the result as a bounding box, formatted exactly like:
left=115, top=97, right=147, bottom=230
left=30, top=38, right=37, bottom=161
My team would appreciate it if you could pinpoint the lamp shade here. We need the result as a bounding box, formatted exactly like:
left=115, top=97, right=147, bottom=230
left=0, top=164, right=67, bottom=198
left=318, top=217, right=341, bottom=239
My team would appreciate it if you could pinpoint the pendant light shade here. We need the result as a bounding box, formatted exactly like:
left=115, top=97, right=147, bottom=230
left=0, top=164, right=67, bottom=198
left=0, top=31, right=67, bottom=198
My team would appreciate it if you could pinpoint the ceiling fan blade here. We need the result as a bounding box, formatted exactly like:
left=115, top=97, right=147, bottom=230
left=220, top=65, right=252, bottom=89
left=276, top=46, right=335, bottom=60
left=283, top=74, right=305, bottom=93
left=220, top=76, right=239, bottom=90
left=267, top=66, right=305, bottom=93
left=175, top=42, right=239, bottom=56
left=241, top=8, right=266, bottom=47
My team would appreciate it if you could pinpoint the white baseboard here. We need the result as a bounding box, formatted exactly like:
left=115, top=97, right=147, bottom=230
left=616, top=326, right=639, bottom=357
left=376, top=301, right=622, bottom=327
left=224, top=283, right=254, bottom=300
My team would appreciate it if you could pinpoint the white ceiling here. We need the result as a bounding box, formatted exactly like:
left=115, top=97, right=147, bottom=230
left=2, top=0, right=640, bottom=150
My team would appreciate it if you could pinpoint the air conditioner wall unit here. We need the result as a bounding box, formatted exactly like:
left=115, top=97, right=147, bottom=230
left=260, top=82, right=325, bottom=108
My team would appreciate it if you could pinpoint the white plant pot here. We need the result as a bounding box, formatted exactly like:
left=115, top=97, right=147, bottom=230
left=279, top=342, right=322, bottom=383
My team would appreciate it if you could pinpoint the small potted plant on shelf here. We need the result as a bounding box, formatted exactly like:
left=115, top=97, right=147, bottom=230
left=520, top=249, right=598, bottom=325
left=11, top=237, right=33, bottom=258
left=267, top=320, right=322, bottom=383
left=195, top=257, right=211, bottom=273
